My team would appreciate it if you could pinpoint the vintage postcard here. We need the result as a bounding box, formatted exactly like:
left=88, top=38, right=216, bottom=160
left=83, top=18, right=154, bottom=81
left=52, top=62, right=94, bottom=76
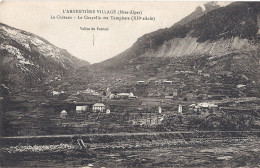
left=0, top=0, right=260, bottom=167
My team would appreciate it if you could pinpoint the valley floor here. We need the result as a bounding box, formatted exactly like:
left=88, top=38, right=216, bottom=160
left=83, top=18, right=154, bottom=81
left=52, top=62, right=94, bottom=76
left=1, top=134, right=259, bottom=168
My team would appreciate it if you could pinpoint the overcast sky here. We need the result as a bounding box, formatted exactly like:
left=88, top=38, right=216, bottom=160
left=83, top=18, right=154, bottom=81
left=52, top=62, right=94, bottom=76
left=0, top=1, right=231, bottom=64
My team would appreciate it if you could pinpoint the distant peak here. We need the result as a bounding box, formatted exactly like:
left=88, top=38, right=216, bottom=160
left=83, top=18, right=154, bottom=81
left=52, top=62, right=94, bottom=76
left=197, top=2, right=221, bottom=14
left=205, top=1, right=219, bottom=6
left=195, top=6, right=204, bottom=13
left=199, top=5, right=206, bottom=12
left=203, top=1, right=221, bottom=13
left=174, top=2, right=221, bottom=27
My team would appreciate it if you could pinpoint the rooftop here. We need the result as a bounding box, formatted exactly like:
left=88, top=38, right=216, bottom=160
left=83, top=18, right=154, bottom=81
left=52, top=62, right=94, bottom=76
left=93, top=103, right=105, bottom=107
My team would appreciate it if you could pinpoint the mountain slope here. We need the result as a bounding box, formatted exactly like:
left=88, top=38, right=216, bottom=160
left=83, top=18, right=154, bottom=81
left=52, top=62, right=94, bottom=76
left=93, top=2, right=260, bottom=70
left=0, top=23, right=90, bottom=92
left=174, top=2, right=221, bottom=26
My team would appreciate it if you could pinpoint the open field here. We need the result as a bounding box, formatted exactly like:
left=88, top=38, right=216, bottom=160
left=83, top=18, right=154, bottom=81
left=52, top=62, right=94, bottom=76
left=1, top=131, right=260, bottom=167
left=1, top=138, right=260, bottom=167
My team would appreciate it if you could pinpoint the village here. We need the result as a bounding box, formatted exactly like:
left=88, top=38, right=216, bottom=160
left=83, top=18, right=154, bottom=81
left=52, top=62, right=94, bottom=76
left=1, top=2, right=260, bottom=167
left=3, top=65, right=260, bottom=137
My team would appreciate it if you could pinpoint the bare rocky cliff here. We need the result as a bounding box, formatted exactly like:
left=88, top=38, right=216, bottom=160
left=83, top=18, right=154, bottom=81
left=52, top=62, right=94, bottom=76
left=141, top=36, right=259, bottom=58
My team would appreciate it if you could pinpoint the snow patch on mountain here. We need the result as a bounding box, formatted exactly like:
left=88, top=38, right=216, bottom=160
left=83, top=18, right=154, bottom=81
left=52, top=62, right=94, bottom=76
left=2, top=26, right=31, bottom=51
left=1, top=25, right=65, bottom=60
left=200, top=4, right=206, bottom=12
left=1, top=44, right=34, bottom=66
left=2, top=26, right=18, bottom=36
left=1, top=23, right=90, bottom=73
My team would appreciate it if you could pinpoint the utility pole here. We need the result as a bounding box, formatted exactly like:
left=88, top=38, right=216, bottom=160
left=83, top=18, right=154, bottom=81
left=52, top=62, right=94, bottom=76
left=93, top=34, right=95, bottom=46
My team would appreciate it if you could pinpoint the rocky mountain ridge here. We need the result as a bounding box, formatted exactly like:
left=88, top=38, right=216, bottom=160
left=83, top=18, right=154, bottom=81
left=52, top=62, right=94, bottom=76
left=93, top=2, right=260, bottom=70
left=174, top=1, right=221, bottom=26
left=0, top=23, right=90, bottom=92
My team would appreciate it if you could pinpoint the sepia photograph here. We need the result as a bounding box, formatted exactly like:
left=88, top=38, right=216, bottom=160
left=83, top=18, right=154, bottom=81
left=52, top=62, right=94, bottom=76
left=0, top=0, right=260, bottom=167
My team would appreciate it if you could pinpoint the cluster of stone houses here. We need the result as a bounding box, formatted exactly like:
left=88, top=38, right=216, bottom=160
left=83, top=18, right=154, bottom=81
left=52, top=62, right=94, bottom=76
left=76, top=103, right=107, bottom=113
left=51, top=90, right=66, bottom=96
left=136, top=78, right=182, bottom=86
left=60, top=102, right=110, bottom=118
left=109, top=92, right=138, bottom=99
left=77, top=88, right=100, bottom=96
left=189, top=102, right=218, bottom=112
